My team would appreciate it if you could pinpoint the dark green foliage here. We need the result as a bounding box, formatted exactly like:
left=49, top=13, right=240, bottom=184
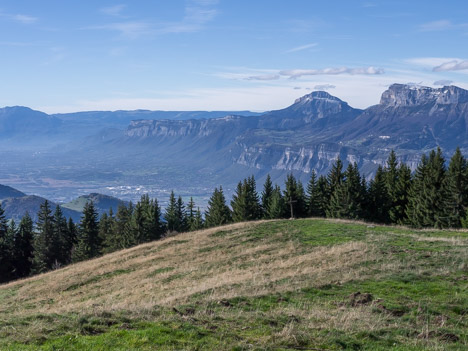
left=32, top=200, right=60, bottom=273
left=187, top=197, right=196, bottom=231
left=406, top=149, right=450, bottom=228
left=306, top=170, right=326, bottom=217
left=176, top=196, right=188, bottom=232
left=52, top=206, right=72, bottom=266
left=384, top=151, right=411, bottom=224
left=164, top=191, right=179, bottom=233
left=327, top=163, right=365, bottom=219
left=261, top=174, right=273, bottom=218
left=72, top=202, right=101, bottom=262
left=327, top=158, right=344, bottom=193
left=191, top=208, right=204, bottom=231
left=445, top=147, right=468, bottom=227
left=283, top=173, right=307, bottom=218
left=99, top=212, right=114, bottom=253
left=13, top=213, right=34, bottom=279
left=205, top=187, right=231, bottom=228
left=146, top=197, right=165, bottom=241
left=266, top=185, right=286, bottom=219
left=367, top=166, right=390, bottom=223
left=108, top=204, right=134, bottom=251
left=0, top=204, right=13, bottom=283
left=231, top=176, right=261, bottom=222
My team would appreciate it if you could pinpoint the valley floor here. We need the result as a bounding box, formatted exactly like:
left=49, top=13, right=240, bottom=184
left=0, top=219, right=467, bottom=350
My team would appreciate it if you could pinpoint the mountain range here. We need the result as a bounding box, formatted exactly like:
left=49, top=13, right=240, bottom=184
left=1, top=83, right=467, bottom=203
left=118, top=84, right=468, bottom=177
left=0, top=187, right=126, bottom=222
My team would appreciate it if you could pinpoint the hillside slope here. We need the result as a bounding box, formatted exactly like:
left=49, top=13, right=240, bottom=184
left=0, top=219, right=467, bottom=350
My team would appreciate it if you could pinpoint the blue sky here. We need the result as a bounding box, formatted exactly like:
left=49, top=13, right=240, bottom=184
left=1, top=0, right=467, bottom=113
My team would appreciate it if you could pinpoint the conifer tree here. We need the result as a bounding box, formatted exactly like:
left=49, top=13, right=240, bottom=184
left=315, top=175, right=329, bottom=217
left=231, top=176, right=261, bottom=222
left=205, top=187, right=231, bottom=227
left=245, top=176, right=262, bottom=220
left=367, top=165, right=390, bottom=223
left=14, top=213, right=34, bottom=279
left=132, top=200, right=146, bottom=244
left=33, top=200, right=58, bottom=273
left=191, top=207, right=204, bottom=230
left=187, top=197, right=196, bottom=231
left=164, top=191, right=179, bottom=232
left=72, top=201, right=101, bottom=262
left=445, top=147, right=468, bottom=227
left=176, top=196, right=188, bottom=232
left=52, top=205, right=71, bottom=265
left=106, top=203, right=134, bottom=251
left=266, top=185, right=286, bottom=219
left=306, top=170, right=322, bottom=216
left=327, top=158, right=344, bottom=194
left=147, top=198, right=164, bottom=241
left=392, top=163, right=411, bottom=224
left=66, top=217, right=78, bottom=258
left=327, top=163, right=364, bottom=219
left=406, top=149, right=449, bottom=228
left=0, top=205, right=13, bottom=282
left=261, top=174, right=274, bottom=218
left=283, top=174, right=306, bottom=218
left=231, top=181, right=247, bottom=222
left=98, top=212, right=113, bottom=251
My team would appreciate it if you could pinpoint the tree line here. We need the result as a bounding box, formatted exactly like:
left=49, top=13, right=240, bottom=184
left=1, top=147, right=468, bottom=284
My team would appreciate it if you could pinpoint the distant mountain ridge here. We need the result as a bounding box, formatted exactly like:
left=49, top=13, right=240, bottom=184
left=1, top=83, right=468, bottom=203
left=0, top=184, right=126, bottom=222
left=120, top=84, right=468, bottom=177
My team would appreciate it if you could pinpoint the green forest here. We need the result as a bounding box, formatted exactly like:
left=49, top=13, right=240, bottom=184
left=1, top=147, right=468, bottom=284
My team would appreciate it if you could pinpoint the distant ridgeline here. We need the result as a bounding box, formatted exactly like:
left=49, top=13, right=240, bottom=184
left=1, top=147, right=468, bottom=284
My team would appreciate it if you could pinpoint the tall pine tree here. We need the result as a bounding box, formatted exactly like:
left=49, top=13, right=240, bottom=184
left=205, top=187, right=231, bottom=227
left=73, top=201, right=101, bottom=262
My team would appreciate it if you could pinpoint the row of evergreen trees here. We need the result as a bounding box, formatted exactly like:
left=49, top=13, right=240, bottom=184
left=1, top=147, right=468, bottom=284
left=202, top=147, right=468, bottom=229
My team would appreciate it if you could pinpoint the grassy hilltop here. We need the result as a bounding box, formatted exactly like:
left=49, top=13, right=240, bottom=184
left=0, top=219, right=467, bottom=350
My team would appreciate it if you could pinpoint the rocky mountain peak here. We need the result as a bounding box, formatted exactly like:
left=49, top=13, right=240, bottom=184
left=380, top=83, right=468, bottom=107
left=294, top=91, right=342, bottom=105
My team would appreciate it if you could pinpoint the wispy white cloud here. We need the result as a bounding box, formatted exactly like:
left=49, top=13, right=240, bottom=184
left=433, top=60, right=468, bottom=72
left=100, top=4, right=127, bottom=17
left=279, top=66, right=384, bottom=79
left=90, top=0, right=218, bottom=38
left=91, top=21, right=153, bottom=39
left=245, top=74, right=280, bottom=81
left=286, top=43, right=318, bottom=53
left=405, top=57, right=461, bottom=67
left=418, top=19, right=468, bottom=32
left=12, top=14, right=37, bottom=24
left=158, top=0, right=218, bottom=34
left=0, top=12, right=38, bottom=24
left=419, top=20, right=453, bottom=31
left=314, top=84, right=336, bottom=90
left=434, top=79, right=453, bottom=86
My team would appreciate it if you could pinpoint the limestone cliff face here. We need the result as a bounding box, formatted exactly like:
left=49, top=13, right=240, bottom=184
left=380, top=84, right=468, bottom=107
left=122, top=84, right=468, bottom=176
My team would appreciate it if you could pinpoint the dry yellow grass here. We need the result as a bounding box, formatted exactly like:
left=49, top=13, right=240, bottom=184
left=1, top=221, right=375, bottom=319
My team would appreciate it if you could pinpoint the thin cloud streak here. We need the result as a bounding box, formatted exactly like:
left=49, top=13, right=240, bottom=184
left=100, top=4, right=127, bottom=17
left=0, top=12, right=38, bottom=24
left=245, top=74, right=280, bottom=81
left=280, top=66, right=384, bottom=79
left=89, top=0, right=218, bottom=38
left=433, top=60, right=468, bottom=72
left=286, top=43, right=318, bottom=53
